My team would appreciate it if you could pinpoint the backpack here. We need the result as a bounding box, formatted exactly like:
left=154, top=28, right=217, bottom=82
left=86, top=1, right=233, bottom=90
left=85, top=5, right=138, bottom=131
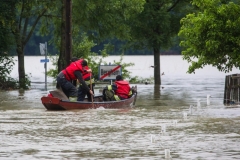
left=103, top=89, right=116, bottom=101
left=102, top=84, right=118, bottom=101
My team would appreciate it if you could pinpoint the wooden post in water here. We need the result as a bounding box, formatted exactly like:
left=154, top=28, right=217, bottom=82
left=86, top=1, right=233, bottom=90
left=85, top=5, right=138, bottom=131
left=224, top=74, right=240, bottom=105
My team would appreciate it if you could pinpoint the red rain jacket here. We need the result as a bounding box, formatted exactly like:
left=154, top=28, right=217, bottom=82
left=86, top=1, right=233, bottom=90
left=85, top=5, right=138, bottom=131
left=115, top=80, right=131, bottom=99
left=62, top=59, right=85, bottom=81
left=82, top=66, right=93, bottom=81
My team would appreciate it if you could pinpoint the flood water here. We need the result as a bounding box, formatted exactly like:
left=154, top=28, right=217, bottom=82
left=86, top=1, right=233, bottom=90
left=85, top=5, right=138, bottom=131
left=1, top=55, right=240, bottom=159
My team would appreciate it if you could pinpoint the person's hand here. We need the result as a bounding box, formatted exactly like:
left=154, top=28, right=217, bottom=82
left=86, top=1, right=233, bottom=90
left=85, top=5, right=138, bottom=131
left=86, top=69, right=92, bottom=73
left=89, top=90, right=94, bottom=96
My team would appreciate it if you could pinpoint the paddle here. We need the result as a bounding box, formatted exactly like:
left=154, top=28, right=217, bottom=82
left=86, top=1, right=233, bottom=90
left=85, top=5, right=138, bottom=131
left=90, top=74, right=94, bottom=106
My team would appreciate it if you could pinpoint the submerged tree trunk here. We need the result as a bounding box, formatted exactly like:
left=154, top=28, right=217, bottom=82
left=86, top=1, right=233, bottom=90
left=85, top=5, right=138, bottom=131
left=154, top=85, right=161, bottom=99
left=153, top=48, right=161, bottom=85
left=58, top=0, right=66, bottom=73
left=14, top=21, right=26, bottom=89
left=57, top=0, right=73, bottom=88
left=16, top=43, right=25, bottom=89
left=58, top=0, right=72, bottom=73
left=56, top=0, right=66, bottom=89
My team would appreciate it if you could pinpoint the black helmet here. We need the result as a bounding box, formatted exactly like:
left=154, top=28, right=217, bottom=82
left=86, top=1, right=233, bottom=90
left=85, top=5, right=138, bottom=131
left=116, top=75, right=123, bottom=81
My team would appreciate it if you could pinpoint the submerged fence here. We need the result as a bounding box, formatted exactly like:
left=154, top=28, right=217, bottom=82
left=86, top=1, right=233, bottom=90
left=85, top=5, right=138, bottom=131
left=224, top=74, right=240, bottom=105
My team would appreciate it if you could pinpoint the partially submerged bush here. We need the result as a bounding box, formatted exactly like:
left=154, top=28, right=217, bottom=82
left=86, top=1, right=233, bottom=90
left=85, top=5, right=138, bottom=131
left=0, top=77, right=18, bottom=90
left=129, top=76, right=154, bottom=84
left=0, top=54, right=18, bottom=90
left=0, top=54, right=33, bottom=90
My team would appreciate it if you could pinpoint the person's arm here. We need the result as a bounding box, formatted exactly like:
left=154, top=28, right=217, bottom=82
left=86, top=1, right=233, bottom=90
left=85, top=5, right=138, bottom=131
left=74, top=70, right=93, bottom=94
left=85, top=68, right=92, bottom=73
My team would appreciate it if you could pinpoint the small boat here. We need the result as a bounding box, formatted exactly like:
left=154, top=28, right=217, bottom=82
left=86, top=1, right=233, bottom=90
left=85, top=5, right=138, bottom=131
left=41, top=86, right=137, bottom=110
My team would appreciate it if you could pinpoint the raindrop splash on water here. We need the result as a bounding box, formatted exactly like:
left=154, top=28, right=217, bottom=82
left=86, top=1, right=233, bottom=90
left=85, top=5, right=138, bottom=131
left=165, top=149, right=171, bottom=159
left=150, top=134, right=156, bottom=143
left=183, top=112, right=188, bottom=120
left=197, top=98, right=201, bottom=110
left=189, top=105, right=193, bottom=115
left=207, top=94, right=211, bottom=106
left=161, top=124, right=166, bottom=134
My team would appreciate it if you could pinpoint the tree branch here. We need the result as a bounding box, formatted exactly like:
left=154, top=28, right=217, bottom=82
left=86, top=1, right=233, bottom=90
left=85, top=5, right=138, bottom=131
left=167, top=0, right=181, bottom=12
left=19, top=0, right=25, bottom=30
left=23, top=8, right=48, bottom=45
left=22, top=18, right=28, bottom=40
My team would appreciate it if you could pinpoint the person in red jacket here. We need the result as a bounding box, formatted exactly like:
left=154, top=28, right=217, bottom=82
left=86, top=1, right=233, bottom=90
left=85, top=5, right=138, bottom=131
left=56, top=58, right=93, bottom=101
left=114, top=75, right=132, bottom=100
left=103, top=75, right=132, bottom=101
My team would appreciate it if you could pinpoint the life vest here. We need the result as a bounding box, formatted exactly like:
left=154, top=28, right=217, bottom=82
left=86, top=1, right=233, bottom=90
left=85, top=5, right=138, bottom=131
left=115, top=80, right=131, bottom=99
left=82, top=66, right=94, bottom=85
left=62, top=59, right=85, bottom=81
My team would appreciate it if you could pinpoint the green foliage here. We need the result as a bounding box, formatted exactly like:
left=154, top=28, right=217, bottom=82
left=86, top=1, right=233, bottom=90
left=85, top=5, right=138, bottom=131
left=47, top=55, right=59, bottom=80
left=0, top=77, right=18, bottom=90
left=21, top=74, right=32, bottom=90
left=124, top=0, right=191, bottom=85
left=17, top=73, right=32, bottom=90
left=0, top=55, right=14, bottom=79
left=40, top=0, right=62, bottom=51
left=129, top=76, right=154, bottom=84
left=0, top=0, right=16, bottom=53
left=0, top=55, right=17, bottom=90
left=179, top=0, right=240, bottom=73
left=86, top=44, right=112, bottom=80
left=0, top=0, right=21, bottom=90
left=72, top=33, right=96, bottom=58
left=73, top=0, right=145, bottom=41
left=12, top=0, right=58, bottom=89
left=128, top=0, right=190, bottom=50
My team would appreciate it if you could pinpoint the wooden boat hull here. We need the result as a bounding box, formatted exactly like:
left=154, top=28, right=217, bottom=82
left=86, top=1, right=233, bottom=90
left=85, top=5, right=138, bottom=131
left=41, top=87, right=137, bottom=110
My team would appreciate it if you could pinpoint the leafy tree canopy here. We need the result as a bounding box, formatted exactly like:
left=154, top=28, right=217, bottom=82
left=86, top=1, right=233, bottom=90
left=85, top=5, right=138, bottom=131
left=179, top=0, right=240, bottom=73
left=127, top=0, right=191, bottom=50
left=124, top=0, right=191, bottom=85
left=0, top=0, right=18, bottom=90
left=73, top=0, right=145, bottom=42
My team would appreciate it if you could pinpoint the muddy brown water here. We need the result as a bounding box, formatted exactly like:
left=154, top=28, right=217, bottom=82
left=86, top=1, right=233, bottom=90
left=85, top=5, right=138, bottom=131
left=1, top=75, right=240, bottom=160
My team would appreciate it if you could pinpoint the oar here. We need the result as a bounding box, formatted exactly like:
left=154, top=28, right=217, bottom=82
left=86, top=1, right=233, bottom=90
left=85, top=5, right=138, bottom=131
left=90, top=74, right=94, bottom=106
